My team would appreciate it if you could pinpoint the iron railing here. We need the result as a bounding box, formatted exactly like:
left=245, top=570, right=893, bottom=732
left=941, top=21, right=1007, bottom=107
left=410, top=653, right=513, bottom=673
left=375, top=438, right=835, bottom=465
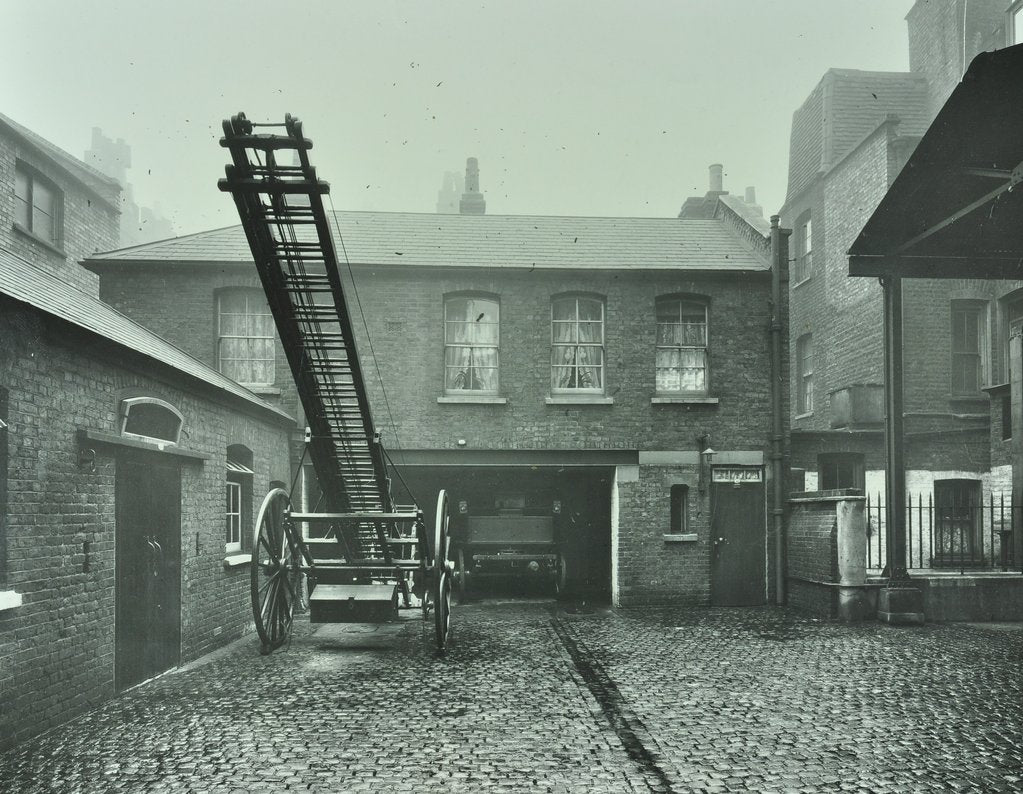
left=865, top=493, right=1020, bottom=574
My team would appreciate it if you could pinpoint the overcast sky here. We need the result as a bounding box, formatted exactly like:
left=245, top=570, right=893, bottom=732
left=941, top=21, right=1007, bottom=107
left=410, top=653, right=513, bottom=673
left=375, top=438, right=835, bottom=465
left=3, top=0, right=915, bottom=239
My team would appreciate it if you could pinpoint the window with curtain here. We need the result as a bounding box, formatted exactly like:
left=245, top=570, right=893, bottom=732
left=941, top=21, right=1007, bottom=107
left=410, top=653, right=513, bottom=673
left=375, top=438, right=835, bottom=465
left=551, top=295, right=604, bottom=392
left=218, top=290, right=275, bottom=386
left=15, top=163, right=62, bottom=247
left=656, top=297, right=708, bottom=394
left=444, top=295, right=499, bottom=393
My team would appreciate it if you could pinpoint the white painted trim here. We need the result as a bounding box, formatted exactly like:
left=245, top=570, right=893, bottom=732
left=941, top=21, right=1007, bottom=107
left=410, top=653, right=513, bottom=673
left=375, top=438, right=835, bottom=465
left=639, top=451, right=699, bottom=465
left=0, top=590, right=24, bottom=611
left=709, top=451, right=764, bottom=466
left=650, top=396, right=719, bottom=405
left=437, top=395, right=508, bottom=404
left=223, top=554, right=250, bottom=568
left=663, top=533, right=698, bottom=543
left=545, top=395, right=614, bottom=405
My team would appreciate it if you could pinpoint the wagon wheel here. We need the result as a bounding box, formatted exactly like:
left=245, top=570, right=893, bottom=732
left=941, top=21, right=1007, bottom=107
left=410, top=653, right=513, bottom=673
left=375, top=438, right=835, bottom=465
left=251, top=488, right=301, bottom=654
left=554, top=553, right=568, bottom=600
left=455, top=547, right=468, bottom=604
left=434, top=490, right=452, bottom=652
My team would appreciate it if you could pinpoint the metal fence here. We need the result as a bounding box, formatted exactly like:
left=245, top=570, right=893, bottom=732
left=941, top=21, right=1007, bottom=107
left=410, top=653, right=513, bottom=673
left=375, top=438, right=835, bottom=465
left=865, top=493, right=1020, bottom=574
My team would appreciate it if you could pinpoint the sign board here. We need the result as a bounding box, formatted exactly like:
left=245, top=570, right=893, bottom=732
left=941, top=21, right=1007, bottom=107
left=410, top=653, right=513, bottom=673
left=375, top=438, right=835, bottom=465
left=712, top=466, right=763, bottom=483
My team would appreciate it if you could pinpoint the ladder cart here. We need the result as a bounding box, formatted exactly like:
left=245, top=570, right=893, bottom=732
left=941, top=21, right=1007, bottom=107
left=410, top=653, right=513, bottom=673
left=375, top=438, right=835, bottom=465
left=218, top=113, right=453, bottom=653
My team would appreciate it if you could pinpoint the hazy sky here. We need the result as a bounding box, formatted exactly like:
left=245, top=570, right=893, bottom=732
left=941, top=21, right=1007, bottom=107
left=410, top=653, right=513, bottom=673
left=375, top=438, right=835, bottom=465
left=3, top=0, right=915, bottom=239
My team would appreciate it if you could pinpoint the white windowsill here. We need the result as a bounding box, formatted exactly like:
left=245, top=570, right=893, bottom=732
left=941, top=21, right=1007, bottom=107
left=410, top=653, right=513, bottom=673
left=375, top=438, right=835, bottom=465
left=0, top=590, right=24, bottom=611
left=663, top=534, right=699, bottom=543
left=545, top=395, right=614, bottom=405
left=792, top=276, right=812, bottom=289
left=223, top=553, right=250, bottom=568
left=794, top=411, right=814, bottom=420
left=650, top=396, right=719, bottom=405
left=437, top=395, right=508, bottom=404
left=245, top=386, right=281, bottom=396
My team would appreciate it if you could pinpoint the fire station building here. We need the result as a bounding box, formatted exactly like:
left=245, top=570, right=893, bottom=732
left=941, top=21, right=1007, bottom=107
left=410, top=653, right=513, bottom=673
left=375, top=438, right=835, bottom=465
left=86, top=184, right=789, bottom=608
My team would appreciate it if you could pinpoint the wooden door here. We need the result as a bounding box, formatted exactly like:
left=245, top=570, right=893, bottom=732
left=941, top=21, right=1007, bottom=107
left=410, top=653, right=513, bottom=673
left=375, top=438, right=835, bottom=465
left=710, top=467, right=766, bottom=606
left=115, top=457, right=181, bottom=690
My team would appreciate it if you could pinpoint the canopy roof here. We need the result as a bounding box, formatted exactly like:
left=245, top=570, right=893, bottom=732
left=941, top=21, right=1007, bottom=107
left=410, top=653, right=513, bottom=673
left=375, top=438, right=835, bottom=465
left=848, top=44, right=1023, bottom=280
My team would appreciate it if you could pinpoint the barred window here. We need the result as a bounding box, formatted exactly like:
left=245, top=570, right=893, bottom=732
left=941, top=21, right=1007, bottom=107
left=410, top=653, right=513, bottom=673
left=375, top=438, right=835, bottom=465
left=552, top=295, right=604, bottom=392
left=218, top=290, right=275, bottom=386
left=444, top=295, right=499, bottom=394
left=793, top=214, right=812, bottom=283
left=656, top=298, right=708, bottom=394
left=797, top=334, right=813, bottom=414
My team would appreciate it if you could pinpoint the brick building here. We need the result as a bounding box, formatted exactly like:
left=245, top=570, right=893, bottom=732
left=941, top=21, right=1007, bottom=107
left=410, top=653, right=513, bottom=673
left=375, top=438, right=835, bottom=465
left=780, top=0, right=1021, bottom=572
left=0, top=116, right=293, bottom=748
left=85, top=185, right=788, bottom=608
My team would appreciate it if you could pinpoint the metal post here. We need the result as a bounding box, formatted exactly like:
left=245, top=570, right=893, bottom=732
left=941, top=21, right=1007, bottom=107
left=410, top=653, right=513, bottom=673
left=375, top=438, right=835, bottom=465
left=877, top=275, right=923, bottom=623
left=882, top=275, right=911, bottom=584
left=1010, top=328, right=1023, bottom=570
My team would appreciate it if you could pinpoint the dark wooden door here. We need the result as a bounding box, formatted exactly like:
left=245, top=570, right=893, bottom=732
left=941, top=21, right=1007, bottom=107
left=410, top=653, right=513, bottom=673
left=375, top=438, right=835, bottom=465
left=115, top=457, right=181, bottom=690
left=710, top=468, right=766, bottom=606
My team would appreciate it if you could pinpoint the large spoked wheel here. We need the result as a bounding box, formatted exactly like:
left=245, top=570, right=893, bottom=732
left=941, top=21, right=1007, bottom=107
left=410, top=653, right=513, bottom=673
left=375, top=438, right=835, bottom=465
left=251, top=488, right=301, bottom=655
left=455, top=547, right=468, bottom=604
left=554, top=553, right=568, bottom=600
left=434, top=490, right=452, bottom=652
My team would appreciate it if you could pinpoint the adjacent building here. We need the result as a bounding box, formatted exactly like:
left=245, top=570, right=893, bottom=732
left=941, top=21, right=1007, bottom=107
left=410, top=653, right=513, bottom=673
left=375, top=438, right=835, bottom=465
left=0, top=115, right=293, bottom=749
left=780, top=0, right=1021, bottom=572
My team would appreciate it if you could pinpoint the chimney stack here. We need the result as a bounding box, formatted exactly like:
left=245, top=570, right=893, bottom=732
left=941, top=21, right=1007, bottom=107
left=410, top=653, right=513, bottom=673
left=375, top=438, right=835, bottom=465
left=744, top=186, right=756, bottom=204
left=459, top=157, right=486, bottom=215
left=709, top=163, right=724, bottom=193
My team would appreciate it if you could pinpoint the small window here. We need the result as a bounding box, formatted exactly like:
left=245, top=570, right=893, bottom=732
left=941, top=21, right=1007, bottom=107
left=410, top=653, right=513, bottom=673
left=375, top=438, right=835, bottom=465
left=218, top=289, right=275, bottom=386
left=796, top=334, right=813, bottom=414
left=120, top=397, right=183, bottom=445
left=669, top=484, right=689, bottom=534
left=793, top=214, right=812, bottom=283
left=226, top=445, right=253, bottom=553
left=552, top=295, right=605, bottom=393
left=656, top=297, right=708, bottom=395
left=444, top=295, right=499, bottom=394
left=818, top=453, right=864, bottom=492
left=951, top=301, right=987, bottom=394
left=14, top=163, right=62, bottom=247
left=1002, top=393, right=1012, bottom=441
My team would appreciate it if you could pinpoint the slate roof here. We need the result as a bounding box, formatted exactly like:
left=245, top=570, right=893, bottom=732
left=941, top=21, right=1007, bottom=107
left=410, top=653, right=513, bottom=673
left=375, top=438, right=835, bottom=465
left=784, top=69, right=930, bottom=206
left=0, top=112, right=120, bottom=205
left=0, top=246, right=292, bottom=423
left=86, top=210, right=770, bottom=272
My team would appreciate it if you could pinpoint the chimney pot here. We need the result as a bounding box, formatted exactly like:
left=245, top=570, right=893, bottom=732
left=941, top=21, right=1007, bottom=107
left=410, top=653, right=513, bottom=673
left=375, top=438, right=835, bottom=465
left=745, top=186, right=756, bottom=204
left=709, top=163, right=723, bottom=193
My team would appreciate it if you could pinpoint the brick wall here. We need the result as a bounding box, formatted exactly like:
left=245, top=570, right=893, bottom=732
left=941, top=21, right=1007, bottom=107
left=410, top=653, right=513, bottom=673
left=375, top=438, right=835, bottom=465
left=615, top=464, right=709, bottom=606
left=0, top=300, right=291, bottom=749
left=0, top=126, right=119, bottom=296
left=908, top=0, right=1008, bottom=117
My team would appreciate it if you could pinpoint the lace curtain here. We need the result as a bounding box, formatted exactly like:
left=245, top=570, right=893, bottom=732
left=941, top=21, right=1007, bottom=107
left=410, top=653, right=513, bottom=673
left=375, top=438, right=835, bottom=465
left=445, top=297, right=499, bottom=392
left=552, top=297, right=604, bottom=390
left=655, top=300, right=707, bottom=393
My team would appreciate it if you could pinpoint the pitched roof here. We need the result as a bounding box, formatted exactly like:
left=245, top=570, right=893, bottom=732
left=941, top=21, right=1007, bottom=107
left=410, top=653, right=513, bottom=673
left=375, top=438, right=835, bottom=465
left=86, top=210, right=770, bottom=272
left=784, top=69, right=930, bottom=206
left=0, top=112, right=120, bottom=205
left=0, top=246, right=292, bottom=423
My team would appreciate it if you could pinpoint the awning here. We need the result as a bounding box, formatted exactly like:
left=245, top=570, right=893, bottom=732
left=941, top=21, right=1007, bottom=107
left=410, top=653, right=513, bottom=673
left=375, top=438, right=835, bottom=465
left=226, top=458, right=254, bottom=475
left=848, top=44, right=1023, bottom=280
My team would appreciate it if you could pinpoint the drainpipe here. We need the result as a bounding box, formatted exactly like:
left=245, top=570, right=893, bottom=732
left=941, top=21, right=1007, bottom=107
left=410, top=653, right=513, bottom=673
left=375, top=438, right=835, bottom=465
left=770, top=216, right=790, bottom=605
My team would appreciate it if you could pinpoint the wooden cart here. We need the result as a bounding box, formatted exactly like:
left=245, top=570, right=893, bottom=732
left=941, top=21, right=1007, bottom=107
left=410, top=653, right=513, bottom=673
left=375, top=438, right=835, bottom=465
left=219, top=113, right=452, bottom=653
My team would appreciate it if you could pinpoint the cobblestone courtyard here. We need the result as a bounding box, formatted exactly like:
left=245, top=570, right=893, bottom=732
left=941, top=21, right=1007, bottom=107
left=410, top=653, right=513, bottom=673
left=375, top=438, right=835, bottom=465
left=1, top=601, right=1021, bottom=793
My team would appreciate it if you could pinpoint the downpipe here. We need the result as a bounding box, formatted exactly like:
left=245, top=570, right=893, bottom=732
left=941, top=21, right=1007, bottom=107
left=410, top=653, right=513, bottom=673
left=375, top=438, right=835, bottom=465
left=770, top=216, right=790, bottom=605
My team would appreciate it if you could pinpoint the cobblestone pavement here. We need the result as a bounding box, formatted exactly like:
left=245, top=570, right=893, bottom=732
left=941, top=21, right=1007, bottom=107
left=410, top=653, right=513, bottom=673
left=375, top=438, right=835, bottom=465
left=1, top=601, right=1021, bottom=793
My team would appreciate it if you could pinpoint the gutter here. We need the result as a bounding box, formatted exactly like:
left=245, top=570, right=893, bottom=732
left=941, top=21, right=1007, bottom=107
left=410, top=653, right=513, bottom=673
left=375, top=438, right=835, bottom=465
left=770, top=216, right=791, bottom=605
